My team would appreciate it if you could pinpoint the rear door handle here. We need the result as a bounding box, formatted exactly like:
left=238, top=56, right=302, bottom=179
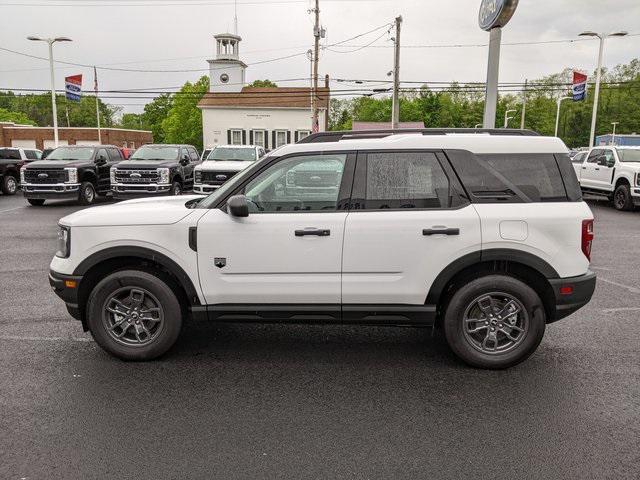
left=594, top=168, right=600, bottom=171
left=423, top=228, right=460, bottom=236
left=582, top=166, right=587, bottom=169
left=295, top=228, right=331, bottom=237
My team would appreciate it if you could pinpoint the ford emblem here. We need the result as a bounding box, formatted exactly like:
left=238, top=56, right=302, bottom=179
left=38, top=173, right=48, bottom=178
left=478, top=0, right=519, bottom=31
left=216, top=174, right=227, bottom=181
left=130, top=173, right=142, bottom=178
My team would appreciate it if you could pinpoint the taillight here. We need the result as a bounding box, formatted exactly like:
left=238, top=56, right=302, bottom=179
left=581, top=219, right=594, bottom=261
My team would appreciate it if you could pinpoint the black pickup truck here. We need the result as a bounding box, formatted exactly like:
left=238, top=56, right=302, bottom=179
left=110, top=144, right=200, bottom=199
left=21, top=145, right=124, bottom=206
left=0, top=148, right=25, bottom=195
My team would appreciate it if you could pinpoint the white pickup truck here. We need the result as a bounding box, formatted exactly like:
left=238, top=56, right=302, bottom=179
left=574, top=146, right=640, bottom=211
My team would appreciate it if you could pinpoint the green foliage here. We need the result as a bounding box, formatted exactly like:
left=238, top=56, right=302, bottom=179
left=248, top=79, right=278, bottom=88
left=160, top=76, right=209, bottom=150
left=329, top=58, right=640, bottom=148
left=0, top=107, right=36, bottom=125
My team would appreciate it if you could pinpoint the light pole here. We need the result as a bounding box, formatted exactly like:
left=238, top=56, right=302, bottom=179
left=504, top=109, right=516, bottom=128
left=555, top=96, right=572, bottom=137
left=611, top=122, right=619, bottom=145
left=27, top=36, right=72, bottom=148
left=579, top=31, right=627, bottom=147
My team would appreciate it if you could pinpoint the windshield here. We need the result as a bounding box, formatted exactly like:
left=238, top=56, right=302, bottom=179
left=196, top=155, right=274, bottom=209
left=617, top=149, right=640, bottom=162
left=207, top=147, right=256, bottom=162
left=130, top=146, right=179, bottom=161
left=46, top=147, right=95, bottom=161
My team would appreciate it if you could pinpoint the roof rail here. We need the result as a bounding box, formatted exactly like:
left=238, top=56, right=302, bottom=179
left=298, top=128, right=541, bottom=144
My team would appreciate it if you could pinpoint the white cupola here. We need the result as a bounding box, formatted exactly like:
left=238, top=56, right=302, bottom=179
left=207, top=33, right=246, bottom=93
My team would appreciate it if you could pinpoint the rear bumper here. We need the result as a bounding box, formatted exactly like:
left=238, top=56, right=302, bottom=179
left=49, top=269, right=83, bottom=321
left=548, top=270, right=596, bottom=322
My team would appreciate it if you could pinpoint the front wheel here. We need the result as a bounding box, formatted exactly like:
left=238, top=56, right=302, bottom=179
left=171, top=181, right=182, bottom=196
left=86, top=269, right=183, bottom=361
left=1, top=175, right=18, bottom=195
left=613, top=184, right=634, bottom=211
left=443, top=275, right=546, bottom=369
left=79, top=181, right=96, bottom=205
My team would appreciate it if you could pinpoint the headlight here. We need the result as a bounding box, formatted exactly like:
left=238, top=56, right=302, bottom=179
left=20, top=168, right=25, bottom=184
left=110, top=167, right=116, bottom=184
left=65, top=167, right=78, bottom=184
left=56, top=225, right=70, bottom=258
left=195, top=170, right=202, bottom=184
left=637, top=173, right=640, bottom=187
left=157, top=168, right=170, bottom=184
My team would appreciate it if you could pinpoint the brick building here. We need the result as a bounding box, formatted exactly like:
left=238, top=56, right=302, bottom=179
left=0, top=122, right=153, bottom=150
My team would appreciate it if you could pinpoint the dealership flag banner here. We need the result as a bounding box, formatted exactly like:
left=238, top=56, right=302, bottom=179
left=65, top=74, right=83, bottom=102
left=572, top=71, right=588, bottom=101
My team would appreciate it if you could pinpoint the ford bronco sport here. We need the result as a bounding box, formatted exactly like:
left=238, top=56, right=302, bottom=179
left=49, top=129, right=596, bottom=369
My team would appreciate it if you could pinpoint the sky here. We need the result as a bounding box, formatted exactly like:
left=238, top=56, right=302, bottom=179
left=0, top=0, right=639, bottom=114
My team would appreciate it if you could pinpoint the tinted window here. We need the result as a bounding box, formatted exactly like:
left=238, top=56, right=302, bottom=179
left=243, top=154, right=346, bottom=213
left=478, top=153, right=569, bottom=202
left=587, top=149, right=602, bottom=163
left=24, top=150, right=38, bottom=160
left=361, top=152, right=451, bottom=210
left=108, top=148, right=122, bottom=160
left=189, top=148, right=199, bottom=162
left=96, top=149, right=108, bottom=161
left=0, top=149, right=21, bottom=160
left=554, top=154, right=582, bottom=202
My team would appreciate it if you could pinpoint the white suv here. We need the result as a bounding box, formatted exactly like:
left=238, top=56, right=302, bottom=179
left=574, top=146, right=640, bottom=210
left=49, top=129, right=596, bottom=369
left=193, top=145, right=265, bottom=194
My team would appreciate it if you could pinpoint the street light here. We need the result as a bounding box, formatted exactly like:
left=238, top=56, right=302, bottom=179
left=611, top=121, right=619, bottom=145
left=555, top=96, right=572, bottom=137
left=504, top=109, right=516, bottom=128
left=578, top=30, right=627, bottom=147
left=27, top=36, right=72, bottom=148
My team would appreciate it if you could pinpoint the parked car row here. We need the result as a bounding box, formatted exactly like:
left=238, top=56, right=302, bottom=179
left=572, top=146, right=640, bottom=211
left=5, top=143, right=264, bottom=205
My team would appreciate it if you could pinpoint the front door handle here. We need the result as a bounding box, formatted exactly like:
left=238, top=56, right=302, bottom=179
left=295, top=228, right=331, bottom=237
left=594, top=168, right=600, bottom=171
left=423, top=227, right=460, bottom=236
left=582, top=166, right=587, bottom=169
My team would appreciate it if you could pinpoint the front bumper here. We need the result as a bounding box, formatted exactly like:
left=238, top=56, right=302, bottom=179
left=49, top=269, right=84, bottom=322
left=548, top=270, right=596, bottom=322
left=22, top=183, right=80, bottom=200
left=193, top=184, right=220, bottom=194
left=112, top=183, right=172, bottom=198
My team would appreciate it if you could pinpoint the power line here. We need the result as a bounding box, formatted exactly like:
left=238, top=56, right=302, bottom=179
left=0, top=0, right=384, bottom=6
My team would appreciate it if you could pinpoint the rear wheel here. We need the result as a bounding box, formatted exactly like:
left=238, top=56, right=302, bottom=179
left=613, top=184, right=634, bottom=211
left=443, top=275, right=546, bottom=369
left=86, top=269, right=183, bottom=361
left=1, top=175, right=18, bottom=195
left=27, top=199, right=45, bottom=206
left=79, top=181, right=96, bottom=205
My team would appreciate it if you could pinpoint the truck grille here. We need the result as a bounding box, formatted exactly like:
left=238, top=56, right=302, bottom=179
left=24, top=169, right=66, bottom=184
left=115, top=168, right=159, bottom=184
left=200, top=171, right=237, bottom=186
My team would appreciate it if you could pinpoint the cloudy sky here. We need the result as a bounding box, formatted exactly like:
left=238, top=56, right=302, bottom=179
left=1, top=0, right=639, bottom=114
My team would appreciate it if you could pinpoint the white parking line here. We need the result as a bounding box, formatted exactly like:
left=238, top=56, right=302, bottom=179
left=602, top=307, right=640, bottom=313
left=597, top=277, right=640, bottom=294
left=0, top=335, right=93, bottom=343
left=0, top=206, right=24, bottom=215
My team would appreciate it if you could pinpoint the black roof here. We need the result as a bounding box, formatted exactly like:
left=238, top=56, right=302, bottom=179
left=298, top=128, right=541, bottom=144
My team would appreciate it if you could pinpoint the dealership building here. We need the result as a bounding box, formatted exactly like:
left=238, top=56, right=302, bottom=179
left=198, top=33, right=329, bottom=150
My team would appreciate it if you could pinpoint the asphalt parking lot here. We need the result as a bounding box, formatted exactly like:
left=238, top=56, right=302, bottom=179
left=0, top=193, right=639, bottom=480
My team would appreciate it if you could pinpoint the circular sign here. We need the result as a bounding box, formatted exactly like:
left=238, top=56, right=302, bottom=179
left=478, top=0, right=519, bottom=31
left=219, top=73, right=229, bottom=83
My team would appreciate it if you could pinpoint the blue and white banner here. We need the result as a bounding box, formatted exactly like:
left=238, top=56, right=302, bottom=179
left=572, top=71, right=588, bottom=102
left=65, top=74, right=83, bottom=102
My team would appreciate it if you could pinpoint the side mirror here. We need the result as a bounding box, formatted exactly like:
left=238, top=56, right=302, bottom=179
left=227, top=195, right=249, bottom=217
left=96, top=156, right=107, bottom=164
left=180, top=157, right=189, bottom=166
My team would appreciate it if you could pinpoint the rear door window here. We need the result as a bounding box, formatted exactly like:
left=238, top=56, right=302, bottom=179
left=0, top=149, right=20, bottom=160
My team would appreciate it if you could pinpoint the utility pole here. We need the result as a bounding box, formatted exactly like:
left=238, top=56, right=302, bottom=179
left=311, top=0, right=320, bottom=133
left=391, top=15, right=402, bottom=129
left=520, top=79, right=527, bottom=129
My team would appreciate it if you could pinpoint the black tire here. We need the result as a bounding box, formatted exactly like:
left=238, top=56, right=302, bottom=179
left=86, top=269, right=183, bottom=361
left=79, top=181, right=96, bottom=205
left=27, top=199, right=45, bottom=206
left=1, top=175, right=18, bottom=195
left=171, top=181, right=182, bottom=196
left=613, top=184, right=634, bottom=211
left=443, top=275, right=546, bottom=369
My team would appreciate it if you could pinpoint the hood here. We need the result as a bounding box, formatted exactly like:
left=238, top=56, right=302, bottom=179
left=196, top=160, right=253, bottom=172
left=60, top=195, right=205, bottom=227
left=24, top=159, right=88, bottom=169
left=116, top=159, right=177, bottom=169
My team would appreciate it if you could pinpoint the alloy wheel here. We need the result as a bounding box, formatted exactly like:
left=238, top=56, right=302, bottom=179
left=85, top=185, right=95, bottom=203
left=6, top=177, right=17, bottom=194
left=615, top=190, right=626, bottom=209
left=462, top=292, right=529, bottom=355
left=102, top=287, right=165, bottom=346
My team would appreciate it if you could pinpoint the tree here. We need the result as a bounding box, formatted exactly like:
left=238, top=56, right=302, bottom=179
left=248, top=79, right=278, bottom=88
left=161, top=76, right=209, bottom=150
left=0, top=108, right=36, bottom=125
left=141, top=94, right=173, bottom=143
